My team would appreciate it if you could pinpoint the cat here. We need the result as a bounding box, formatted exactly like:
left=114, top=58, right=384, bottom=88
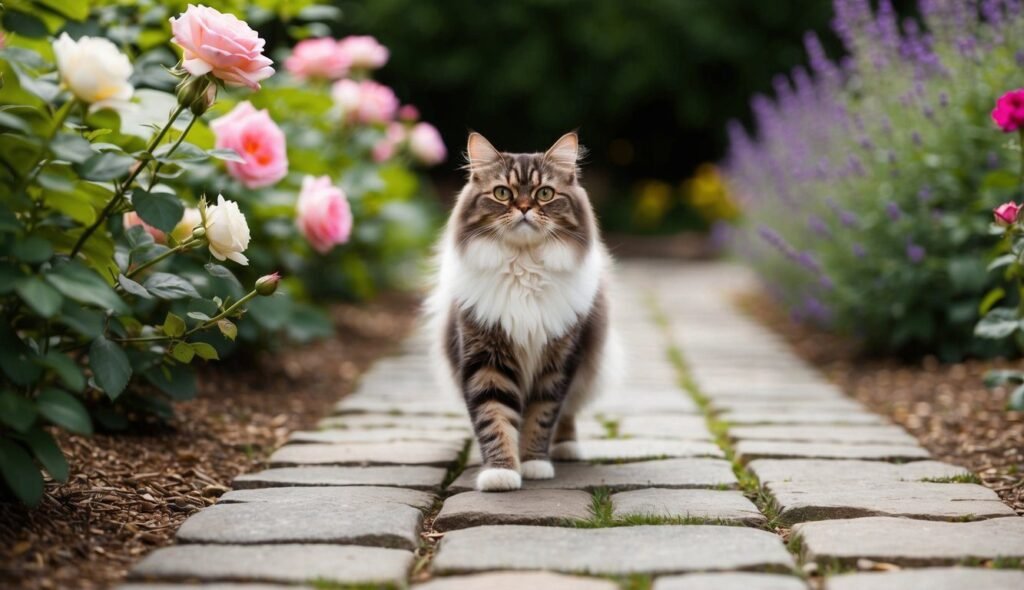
left=427, top=131, right=620, bottom=492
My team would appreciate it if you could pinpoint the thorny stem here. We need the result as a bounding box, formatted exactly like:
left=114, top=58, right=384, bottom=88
left=113, top=289, right=259, bottom=344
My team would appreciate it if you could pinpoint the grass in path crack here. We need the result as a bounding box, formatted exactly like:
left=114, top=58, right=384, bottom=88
left=440, top=438, right=472, bottom=490
left=920, top=473, right=983, bottom=484
left=567, top=488, right=741, bottom=528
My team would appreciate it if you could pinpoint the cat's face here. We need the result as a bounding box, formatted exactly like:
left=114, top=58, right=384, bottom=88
left=454, top=132, right=593, bottom=249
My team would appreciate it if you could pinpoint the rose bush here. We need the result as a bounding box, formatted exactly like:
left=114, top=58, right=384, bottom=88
left=0, top=0, right=445, bottom=505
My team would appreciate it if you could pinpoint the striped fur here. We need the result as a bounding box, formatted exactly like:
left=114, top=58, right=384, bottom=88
left=427, top=132, right=619, bottom=491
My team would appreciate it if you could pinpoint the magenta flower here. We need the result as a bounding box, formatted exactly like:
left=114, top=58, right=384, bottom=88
left=992, top=89, right=1024, bottom=132
left=994, top=201, right=1021, bottom=226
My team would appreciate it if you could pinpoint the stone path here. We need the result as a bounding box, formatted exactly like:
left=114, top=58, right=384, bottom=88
left=120, top=262, right=1024, bottom=589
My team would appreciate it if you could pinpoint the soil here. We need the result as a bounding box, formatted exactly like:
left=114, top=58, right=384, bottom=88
left=737, top=292, right=1024, bottom=515
left=0, top=293, right=421, bottom=590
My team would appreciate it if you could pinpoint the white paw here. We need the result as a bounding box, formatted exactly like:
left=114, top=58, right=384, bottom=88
left=476, top=468, right=522, bottom=492
left=550, top=441, right=581, bottom=461
left=521, top=459, right=555, bottom=480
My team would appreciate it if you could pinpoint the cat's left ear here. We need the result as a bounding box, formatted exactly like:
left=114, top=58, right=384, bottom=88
left=544, top=132, right=580, bottom=177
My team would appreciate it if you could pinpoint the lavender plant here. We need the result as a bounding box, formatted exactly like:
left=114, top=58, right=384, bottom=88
left=723, top=0, right=1024, bottom=359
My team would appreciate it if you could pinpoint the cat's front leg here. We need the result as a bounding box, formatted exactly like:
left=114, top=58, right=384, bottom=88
left=519, top=399, right=561, bottom=479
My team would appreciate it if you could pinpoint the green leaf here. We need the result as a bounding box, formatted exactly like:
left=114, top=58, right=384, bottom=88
left=24, top=427, right=69, bottom=483
left=125, top=224, right=155, bottom=249
left=163, top=313, right=186, bottom=338
left=143, top=272, right=200, bottom=300
left=10, top=235, right=54, bottom=264
left=36, top=0, right=89, bottom=21
left=190, top=342, right=219, bottom=361
left=217, top=319, right=237, bottom=341
left=979, top=288, right=1006, bottom=316
left=37, top=351, right=85, bottom=392
left=133, top=190, right=184, bottom=233
left=144, top=364, right=197, bottom=400
left=1010, top=384, right=1024, bottom=412
left=170, top=342, right=194, bottom=363
left=76, top=152, right=135, bottom=181
left=36, top=388, right=92, bottom=435
left=154, top=142, right=208, bottom=163
left=58, top=302, right=103, bottom=338
left=118, top=273, right=151, bottom=299
left=0, top=206, right=22, bottom=234
left=974, top=308, right=1020, bottom=340
left=50, top=133, right=95, bottom=164
left=0, top=439, right=44, bottom=506
left=89, top=336, right=132, bottom=401
left=207, top=148, right=246, bottom=163
left=2, top=10, right=49, bottom=39
left=0, top=391, right=37, bottom=432
left=45, top=261, right=129, bottom=314
left=0, top=327, right=42, bottom=386
left=984, top=369, right=1024, bottom=388
left=14, top=276, right=63, bottom=318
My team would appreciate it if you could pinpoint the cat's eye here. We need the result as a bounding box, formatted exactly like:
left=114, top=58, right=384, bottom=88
left=493, top=186, right=513, bottom=201
left=536, top=187, right=555, bottom=202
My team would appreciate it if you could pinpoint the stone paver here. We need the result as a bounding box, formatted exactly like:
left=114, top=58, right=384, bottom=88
left=434, top=490, right=593, bottom=530
left=333, top=398, right=467, bottom=416
left=735, top=441, right=929, bottom=463
left=723, top=410, right=886, bottom=426
left=611, top=489, right=766, bottom=526
left=615, top=415, right=714, bottom=440
left=269, top=441, right=462, bottom=467
left=747, top=459, right=972, bottom=486
left=432, top=525, right=794, bottom=575
left=130, top=544, right=412, bottom=586
left=119, top=585, right=307, bottom=590
left=449, top=459, right=737, bottom=493
left=289, top=428, right=469, bottom=444
left=415, top=571, right=619, bottom=590
left=318, top=414, right=471, bottom=431
left=792, top=516, right=1024, bottom=566
left=466, top=439, right=723, bottom=464
left=728, top=425, right=918, bottom=446
left=233, top=465, right=447, bottom=491
left=824, top=568, right=1024, bottom=590
left=766, top=481, right=1016, bottom=525
left=177, top=488, right=429, bottom=549
left=652, top=572, right=808, bottom=590
left=586, top=393, right=700, bottom=416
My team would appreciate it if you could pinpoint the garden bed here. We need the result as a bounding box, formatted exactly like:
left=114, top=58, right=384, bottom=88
left=0, top=294, right=420, bottom=590
left=738, top=292, right=1024, bottom=516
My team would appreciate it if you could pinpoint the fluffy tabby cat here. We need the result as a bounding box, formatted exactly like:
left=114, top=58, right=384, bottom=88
left=428, top=131, right=620, bottom=492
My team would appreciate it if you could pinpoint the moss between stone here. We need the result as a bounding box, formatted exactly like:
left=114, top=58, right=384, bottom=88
left=921, top=473, right=984, bottom=484
left=310, top=580, right=400, bottom=590
left=440, top=438, right=472, bottom=489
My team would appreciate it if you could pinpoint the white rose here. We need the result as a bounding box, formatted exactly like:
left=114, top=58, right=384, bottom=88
left=204, top=195, right=251, bottom=265
left=52, top=33, right=134, bottom=113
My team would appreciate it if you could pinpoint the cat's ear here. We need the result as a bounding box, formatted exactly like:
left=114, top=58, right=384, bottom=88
left=544, top=132, right=579, bottom=173
left=466, top=132, right=503, bottom=175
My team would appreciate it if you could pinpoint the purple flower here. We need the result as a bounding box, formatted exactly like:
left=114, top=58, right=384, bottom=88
left=852, top=243, right=866, bottom=258
left=885, top=202, right=903, bottom=221
left=808, top=214, right=831, bottom=237
left=906, top=241, right=926, bottom=263
left=918, top=185, right=934, bottom=202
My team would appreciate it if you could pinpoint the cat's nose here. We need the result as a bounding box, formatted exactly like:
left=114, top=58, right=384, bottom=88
left=516, top=202, right=531, bottom=213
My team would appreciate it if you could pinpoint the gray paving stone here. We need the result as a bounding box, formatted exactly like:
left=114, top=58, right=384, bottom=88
left=233, top=465, right=447, bottom=491
left=723, top=411, right=886, bottom=426
left=219, top=485, right=435, bottom=510
left=611, top=489, right=766, bottom=526
left=466, top=439, right=723, bottom=464
left=333, top=398, right=466, bottom=417
left=432, top=525, right=793, bottom=575
left=289, top=428, right=469, bottom=444
left=711, top=400, right=867, bottom=414
left=766, top=481, right=1016, bottom=525
left=176, top=496, right=425, bottom=549
left=728, top=425, right=918, bottom=446
left=269, top=441, right=462, bottom=467
left=824, top=568, right=1024, bottom=590
left=129, top=544, right=412, bottom=586
left=318, top=414, right=471, bottom=431
left=701, top=386, right=847, bottom=400
left=449, top=459, right=737, bottom=493
left=792, top=516, right=1024, bottom=566
left=586, top=393, right=700, bottom=416
left=118, top=585, right=307, bottom=590
left=415, top=571, right=619, bottom=590
left=615, top=415, right=714, bottom=440
left=735, top=441, right=929, bottom=464
left=434, top=490, right=593, bottom=530
left=653, top=572, right=808, bottom=590
left=747, top=459, right=972, bottom=486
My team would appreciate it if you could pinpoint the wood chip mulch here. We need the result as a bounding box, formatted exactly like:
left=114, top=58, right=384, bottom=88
left=737, top=292, right=1024, bottom=516
left=0, top=293, right=421, bottom=590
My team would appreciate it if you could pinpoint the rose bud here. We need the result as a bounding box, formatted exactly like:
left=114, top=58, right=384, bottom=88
left=255, top=272, right=281, bottom=296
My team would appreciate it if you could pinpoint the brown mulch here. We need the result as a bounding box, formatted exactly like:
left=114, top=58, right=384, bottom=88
left=737, top=292, right=1024, bottom=516
left=0, top=293, right=421, bottom=590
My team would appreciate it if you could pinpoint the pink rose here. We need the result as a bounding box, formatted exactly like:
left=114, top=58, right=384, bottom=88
left=331, top=79, right=399, bottom=124
left=170, top=4, right=274, bottom=90
left=398, top=104, right=420, bottom=122
left=408, top=122, right=446, bottom=166
left=372, top=123, right=406, bottom=163
left=336, top=35, right=389, bottom=70
left=296, top=175, right=353, bottom=254
left=285, top=37, right=349, bottom=80
left=211, top=101, right=288, bottom=189
left=992, top=89, right=1024, bottom=133
left=994, top=201, right=1021, bottom=226
left=123, top=211, right=166, bottom=243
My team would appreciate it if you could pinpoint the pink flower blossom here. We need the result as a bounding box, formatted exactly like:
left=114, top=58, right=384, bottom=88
left=371, top=123, right=406, bottom=163
left=296, top=175, right=353, bottom=254
left=408, top=122, right=446, bottom=165
left=398, top=104, right=420, bottom=122
left=285, top=37, right=350, bottom=80
left=336, top=35, right=389, bottom=70
left=211, top=101, right=288, bottom=189
left=170, top=4, right=274, bottom=90
left=994, top=201, right=1021, bottom=226
left=331, top=79, right=399, bottom=124
left=992, top=89, right=1024, bottom=132
left=123, top=211, right=166, bottom=243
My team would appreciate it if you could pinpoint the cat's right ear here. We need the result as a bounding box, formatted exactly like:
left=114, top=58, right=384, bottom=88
left=465, top=132, right=504, bottom=177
